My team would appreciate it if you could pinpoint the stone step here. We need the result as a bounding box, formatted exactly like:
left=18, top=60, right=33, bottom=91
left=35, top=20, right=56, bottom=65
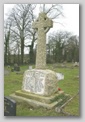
left=10, top=93, right=63, bottom=109
left=15, top=90, right=64, bottom=104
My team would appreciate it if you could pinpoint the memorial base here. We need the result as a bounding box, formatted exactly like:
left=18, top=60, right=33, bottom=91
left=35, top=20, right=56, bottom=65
left=10, top=90, right=69, bottom=109
left=22, top=69, right=59, bottom=96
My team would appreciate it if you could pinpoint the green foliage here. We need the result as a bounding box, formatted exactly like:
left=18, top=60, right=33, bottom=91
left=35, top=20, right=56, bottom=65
left=4, top=63, right=79, bottom=116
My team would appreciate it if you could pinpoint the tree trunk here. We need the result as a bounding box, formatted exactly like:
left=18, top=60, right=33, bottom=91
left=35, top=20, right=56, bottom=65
left=4, top=31, right=10, bottom=65
left=29, top=34, right=36, bottom=64
left=29, top=40, right=35, bottom=64
left=4, top=42, right=8, bottom=65
left=8, top=51, right=11, bottom=64
left=21, top=38, right=24, bottom=64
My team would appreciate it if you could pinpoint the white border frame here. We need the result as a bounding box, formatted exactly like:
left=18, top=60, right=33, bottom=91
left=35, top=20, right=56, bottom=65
left=0, top=0, right=84, bottom=122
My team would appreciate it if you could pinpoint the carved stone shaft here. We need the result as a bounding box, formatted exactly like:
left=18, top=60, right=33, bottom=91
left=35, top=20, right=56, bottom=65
left=32, top=12, right=53, bottom=69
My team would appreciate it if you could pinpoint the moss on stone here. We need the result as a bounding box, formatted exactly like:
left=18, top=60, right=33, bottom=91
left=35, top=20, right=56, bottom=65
left=15, top=90, right=61, bottom=104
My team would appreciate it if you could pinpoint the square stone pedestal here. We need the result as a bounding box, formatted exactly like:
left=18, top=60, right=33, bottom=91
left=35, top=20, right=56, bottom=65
left=10, top=69, right=69, bottom=109
left=10, top=90, right=68, bottom=109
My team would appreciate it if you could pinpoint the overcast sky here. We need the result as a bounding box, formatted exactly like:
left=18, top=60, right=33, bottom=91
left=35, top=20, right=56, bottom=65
left=4, top=4, right=79, bottom=36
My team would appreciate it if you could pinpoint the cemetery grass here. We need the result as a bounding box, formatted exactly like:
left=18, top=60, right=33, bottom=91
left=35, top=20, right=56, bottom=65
left=4, top=63, right=79, bottom=116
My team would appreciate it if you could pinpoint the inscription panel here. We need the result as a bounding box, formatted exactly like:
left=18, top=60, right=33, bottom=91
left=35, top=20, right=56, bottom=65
left=22, top=71, right=45, bottom=95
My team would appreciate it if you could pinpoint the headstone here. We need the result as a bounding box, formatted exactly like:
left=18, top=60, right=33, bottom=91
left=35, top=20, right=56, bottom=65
left=4, top=97, right=16, bottom=116
left=73, top=62, right=79, bottom=67
left=14, top=63, right=20, bottom=71
left=32, top=12, right=53, bottom=69
left=56, top=73, right=64, bottom=80
left=29, top=66, right=32, bottom=70
left=7, top=65, right=10, bottom=68
left=11, top=68, right=14, bottom=72
left=61, top=64, right=66, bottom=68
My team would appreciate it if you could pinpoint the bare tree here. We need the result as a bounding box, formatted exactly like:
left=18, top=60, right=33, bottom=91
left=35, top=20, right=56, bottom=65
left=7, top=4, right=36, bottom=64
left=39, top=4, right=63, bottom=20
left=4, top=4, right=64, bottom=65
left=4, top=20, right=12, bottom=65
left=47, top=31, right=72, bottom=63
left=66, top=35, right=79, bottom=62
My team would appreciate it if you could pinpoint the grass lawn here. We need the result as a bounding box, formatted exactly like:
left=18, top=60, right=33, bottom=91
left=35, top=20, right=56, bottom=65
left=4, top=63, right=79, bottom=116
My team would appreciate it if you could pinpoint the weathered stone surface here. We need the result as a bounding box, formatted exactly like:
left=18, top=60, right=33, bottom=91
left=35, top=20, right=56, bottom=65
left=4, top=97, right=16, bottom=116
left=15, top=90, right=64, bottom=104
left=32, top=12, right=53, bottom=69
left=56, top=73, right=64, bottom=80
left=22, top=69, right=58, bottom=96
left=10, top=90, right=66, bottom=109
left=14, top=63, right=20, bottom=71
left=10, top=93, right=59, bottom=109
left=73, top=62, right=79, bottom=67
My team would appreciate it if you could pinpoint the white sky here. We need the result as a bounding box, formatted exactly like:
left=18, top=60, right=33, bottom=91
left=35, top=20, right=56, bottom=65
left=4, top=4, right=79, bottom=36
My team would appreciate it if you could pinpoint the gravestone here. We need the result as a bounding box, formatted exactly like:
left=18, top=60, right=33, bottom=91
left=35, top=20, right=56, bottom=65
left=56, top=73, right=64, bottom=80
left=10, top=12, right=69, bottom=109
left=7, top=65, right=10, bottom=68
left=4, top=97, right=16, bottom=116
left=73, top=62, right=79, bottom=67
left=14, top=63, right=20, bottom=71
left=29, top=66, right=32, bottom=70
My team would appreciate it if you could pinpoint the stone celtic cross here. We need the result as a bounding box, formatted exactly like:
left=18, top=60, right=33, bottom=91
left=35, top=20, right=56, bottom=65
left=32, top=12, right=53, bottom=69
